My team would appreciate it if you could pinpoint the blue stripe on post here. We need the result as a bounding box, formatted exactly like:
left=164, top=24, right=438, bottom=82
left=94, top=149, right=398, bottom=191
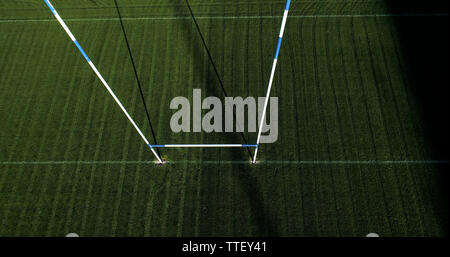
left=74, top=40, right=91, bottom=62
left=285, top=0, right=291, bottom=10
left=44, top=0, right=55, bottom=14
left=150, top=145, right=166, bottom=148
left=242, top=144, right=259, bottom=148
left=274, top=37, right=283, bottom=60
left=148, top=144, right=164, bottom=148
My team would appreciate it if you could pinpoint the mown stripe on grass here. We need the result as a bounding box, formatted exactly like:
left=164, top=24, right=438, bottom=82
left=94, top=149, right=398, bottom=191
left=29, top=36, right=79, bottom=236
left=0, top=26, right=45, bottom=200
left=176, top=160, right=189, bottom=236
left=60, top=21, right=108, bottom=236
left=91, top=31, right=129, bottom=236
left=174, top=21, right=191, bottom=236
left=0, top=26, right=44, bottom=138
left=143, top=20, right=173, bottom=237
left=12, top=38, right=63, bottom=236
left=363, top=17, right=410, bottom=235
left=127, top=156, right=143, bottom=236
left=126, top=19, right=155, bottom=237
left=297, top=8, right=316, bottom=235
left=298, top=17, right=320, bottom=236
left=336, top=16, right=370, bottom=235
left=134, top=19, right=168, bottom=237
left=229, top=3, right=240, bottom=236
left=341, top=16, right=374, bottom=235
left=372, top=17, right=423, bottom=235
left=323, top=17, right=357, bottom=236
left=110, top=111, right=133, bottom=236
left=0, top=29, right=18, bottom=83
left=1, top=25, right=56, bottom=235
left=110, top=21, right=144, bottom=236
left=143, top=170, right=169, bottom=236
left=335, top=17, right=365, bottom=235
left=44, top=35, right=87, bottom=236
left=49, top=21, right=109, bottom=236
left=158, top=20, right=179, bottom=236
left=78, top=80, right=110, bottom=236
left=314, top=17, right=342, bottom=236
left=350, top=17, right=393, bottom=235
left=285, top=19, right=306, bottom=235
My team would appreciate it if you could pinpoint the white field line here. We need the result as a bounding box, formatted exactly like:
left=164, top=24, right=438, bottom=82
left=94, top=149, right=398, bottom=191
left=0, top=13, right=448, bottom=23
left=0, top=160, right=448, bottom=165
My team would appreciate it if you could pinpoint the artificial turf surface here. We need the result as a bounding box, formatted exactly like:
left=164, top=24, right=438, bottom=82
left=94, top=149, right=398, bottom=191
left=0, top=0, right=448, bottom=236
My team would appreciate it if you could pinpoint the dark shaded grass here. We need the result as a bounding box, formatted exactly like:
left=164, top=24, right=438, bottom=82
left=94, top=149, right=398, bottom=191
left=384, top=0, right=448, bottom=235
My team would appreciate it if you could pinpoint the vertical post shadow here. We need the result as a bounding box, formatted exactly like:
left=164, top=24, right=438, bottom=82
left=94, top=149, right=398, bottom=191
left=168, top=0, right=278, bottom=235
left=113, top=0, right=162, bottom=157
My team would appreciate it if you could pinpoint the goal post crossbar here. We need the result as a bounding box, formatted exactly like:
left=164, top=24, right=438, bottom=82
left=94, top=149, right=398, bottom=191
left=149, top=144, right=258, bottom=148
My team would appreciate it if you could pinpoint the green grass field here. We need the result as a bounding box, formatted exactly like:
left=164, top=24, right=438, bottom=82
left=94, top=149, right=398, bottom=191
left=0, top=0, right=448, bottom=236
